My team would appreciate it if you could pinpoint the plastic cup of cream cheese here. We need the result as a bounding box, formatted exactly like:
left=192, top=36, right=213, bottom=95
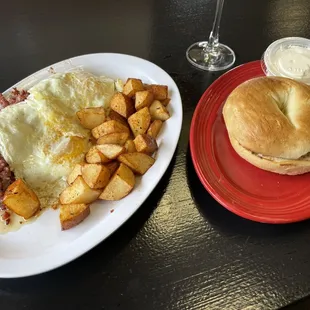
left=262, top=37, right=310, bottom=85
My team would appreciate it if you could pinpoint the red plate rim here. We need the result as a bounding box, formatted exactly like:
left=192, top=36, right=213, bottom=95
left=189, top=60, right=310, bottom=224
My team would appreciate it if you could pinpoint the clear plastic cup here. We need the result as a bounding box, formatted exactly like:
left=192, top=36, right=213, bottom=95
left=262, top=37, right=310, bottom=85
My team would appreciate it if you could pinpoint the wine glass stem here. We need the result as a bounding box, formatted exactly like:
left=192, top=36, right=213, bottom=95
left=207, top=0, right=225, bottom=52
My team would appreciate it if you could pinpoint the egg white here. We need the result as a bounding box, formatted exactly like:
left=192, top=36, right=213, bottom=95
left=0, top=71, right=116, bottom=208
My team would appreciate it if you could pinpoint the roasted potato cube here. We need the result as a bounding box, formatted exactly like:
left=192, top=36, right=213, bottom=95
left=67, top=162, right=86, bottom=185
left=3, top=179, right=40, bottom=219
left=107, top=110, right=128, bottom=126
left=99, top=163, right=135, bottom=200
left=60, top=203, right=90, bottom=230
left=135, top=90, right=154, bottom=110
left=76, top=107, right=106, bottom=129
left=123, top=78, right=144, bottom=98
left=96, top=144, right=125, bottom=160
left=147, top=120, right=163, bottom=138
left=82, top=164, right=111, bottom=189
left=161, top=98, right=171, bottom=106
left=92, top=120, right=129, bottom=139
left=59, top=176, right=101, bottom=205
left=149, top=100, right=170, bottom=121
left=97, top=132, right=129, bottom=146
left=133, top=134, right=158, bottom=154
left=118, top=152, right=155, bottom=175
left=145, top=84, right=168, bottom=100
left=128, top=107, right=151, bottom=137
left=124, top=139, right=136, bottom=153
left=105, top=161, right=120, bottom=175
left=86, top=146, right=110, bottom=164
left=110, top=93, right=135, bottom=118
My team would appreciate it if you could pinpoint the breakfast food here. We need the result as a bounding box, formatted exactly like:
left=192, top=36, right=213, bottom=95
left=0, top=72, right=171, bottom=232
left=223, top=76, right=310, bottom=175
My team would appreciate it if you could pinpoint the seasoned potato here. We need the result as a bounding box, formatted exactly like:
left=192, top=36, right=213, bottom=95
left=118, top=152, right=155, bottom=175
left=96, top=144, right=125, bottom=160
left=123, top=78, right=144, bottom=98
left=99, top=163, right=135, bottom=200
left=135, top=90, right=154, bottom=110
left=124, top=139, right=136, bottom=153
left=161, top=98, right=171, bottom=106
left=86, top=146, right=110, bottom=164
left=107, top=110, right=128, bottom=126
left=145, top=84, right=168, bottom=100
left=67, top=162, right=86, bottom=185
left=128, top=107, right=151, bottom=137
left=76, top=107, right=106, bottom=129
left=147, top=120, right=163, bottom=138
left=3, top=179, right=40, bottom=219
left=59, top=176, right=101, bottom=204
left=92, top=120, right=129, bottom=139
left=133, top=134, right=158, bottom=154
left=60, top=203, right=90, bottom=230
left=105, top=161, right=120, bottom=175
left=149, top=100, right=170, bottom=121
left=97, top=132, right=129, bottom=146
left=110, top=93, right=135, bottom=118
left=82, top=164, right=111, bottom=189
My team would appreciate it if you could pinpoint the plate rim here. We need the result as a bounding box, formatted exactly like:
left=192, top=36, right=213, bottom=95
left=0, top=52, right=183, bottom=278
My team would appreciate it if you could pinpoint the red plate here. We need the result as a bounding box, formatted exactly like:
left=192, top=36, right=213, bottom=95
left=190, top=60, right=310, bottom=224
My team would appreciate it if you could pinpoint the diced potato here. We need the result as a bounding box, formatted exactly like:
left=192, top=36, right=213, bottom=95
left=96, top=144, right=125, bottom=160
left=60, top=203, right=90, bottom=230
left=82, top=164, right=111, bottom=189
left=128, top=107, right=151, bottom=137
left=118, top=152, right=155, bottom=175
left=105, top=161, right=120, bottom=175
left=161, top=98, right=171, bottom=106
left=67, top=162, right=86, bottom=185
left=110, top=93, right=135, bottom=119
left=147, top=120, right=163, bottom=138
left=97, top=132, right=129, bottom=146
left=86, top=146, right=110, bottom=164
left=145, top=84, right=168, bottom=100
left=91, top=120, right=129, bottom=139
left=59, top=176, right=101, bottom=204
left=99, top=163, right=135, bottom=200
left=107, top=110, right=128, bottom=126
left=123, top=78, right=144, bottom=98
left=133, top=134, right=158, bottom=154
left=124, top=139, right=136, bottom=153
left=3, top=179, right=40, bottom=219
left=135, top=90, right=154, bottom=110
left=149, top=100, right=170, bottom=121
left=76, top=107, right=106, bottom=129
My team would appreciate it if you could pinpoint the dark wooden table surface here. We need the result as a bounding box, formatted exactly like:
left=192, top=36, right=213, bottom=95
left=1, top=0, right=310, bottom=309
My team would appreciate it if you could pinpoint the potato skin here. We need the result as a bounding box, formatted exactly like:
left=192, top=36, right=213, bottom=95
left=60, top=204, right=90, bottom=230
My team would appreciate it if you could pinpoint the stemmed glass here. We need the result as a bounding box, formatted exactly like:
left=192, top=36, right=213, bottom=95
left=186, top=0, right=235, bottom=71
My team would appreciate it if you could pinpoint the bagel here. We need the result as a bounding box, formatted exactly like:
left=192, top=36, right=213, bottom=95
left=223, top=76, right=310, bottom=175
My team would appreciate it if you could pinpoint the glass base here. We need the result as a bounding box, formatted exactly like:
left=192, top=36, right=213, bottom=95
left=186, top=41, right=236, bottom=71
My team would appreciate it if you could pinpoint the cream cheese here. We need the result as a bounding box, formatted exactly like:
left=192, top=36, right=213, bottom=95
left=263, top=37, right=310, bottom=84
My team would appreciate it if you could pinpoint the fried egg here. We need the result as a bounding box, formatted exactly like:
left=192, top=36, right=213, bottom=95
left=0, top=71, right=116, bottom=208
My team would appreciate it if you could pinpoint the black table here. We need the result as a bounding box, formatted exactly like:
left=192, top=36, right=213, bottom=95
left=1, top=0, right=310, bottom=309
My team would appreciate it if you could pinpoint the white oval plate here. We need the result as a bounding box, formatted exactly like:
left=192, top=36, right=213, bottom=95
left=0, top=53, right=182, bottom=278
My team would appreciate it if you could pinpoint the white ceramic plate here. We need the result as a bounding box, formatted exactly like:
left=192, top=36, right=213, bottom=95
left=0, top=53, right=182, bottom=278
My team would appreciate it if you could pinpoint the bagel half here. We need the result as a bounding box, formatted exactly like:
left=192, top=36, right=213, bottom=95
left=223, top=76, right=310, bottom=175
